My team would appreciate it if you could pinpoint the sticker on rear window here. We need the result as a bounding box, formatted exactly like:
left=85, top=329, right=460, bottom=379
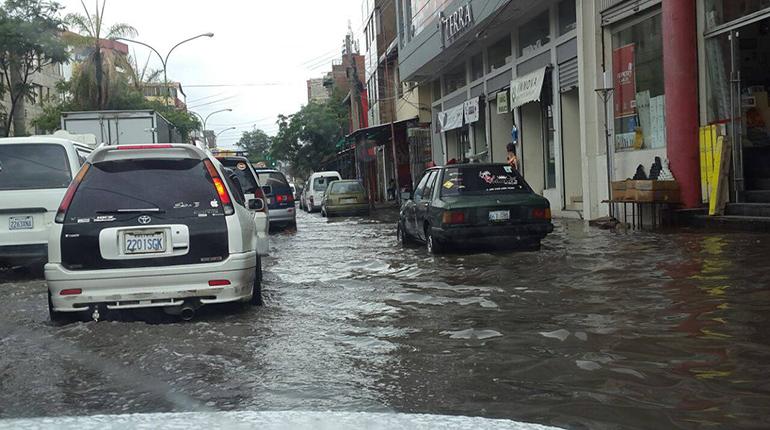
left=443, top=180, right=455, bottom=189
left=504, top=166, right=513, bottom=173
left=210, top=200, right=219, bottom=208
left=236, top=162, right=247, bottom=171
left=94, top=215, right=116, bottom=223
left=173, top=201, right=200, bottom=209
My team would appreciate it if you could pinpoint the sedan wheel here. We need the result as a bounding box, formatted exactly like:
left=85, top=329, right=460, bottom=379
left=426, top=230, right=443, bottom=255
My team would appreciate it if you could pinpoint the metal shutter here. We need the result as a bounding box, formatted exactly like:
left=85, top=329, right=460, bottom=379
left=559, top=57, right=579, bottom=93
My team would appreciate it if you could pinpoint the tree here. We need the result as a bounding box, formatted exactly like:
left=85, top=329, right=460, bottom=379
left=64, top=0, right=138, bottom=109
left=237, top=128, right=272, bottom=164
left=0, top=0, right=69, bottom=136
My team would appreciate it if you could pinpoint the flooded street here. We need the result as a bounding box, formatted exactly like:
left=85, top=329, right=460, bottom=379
left=1, top=210, right=770, bottom=429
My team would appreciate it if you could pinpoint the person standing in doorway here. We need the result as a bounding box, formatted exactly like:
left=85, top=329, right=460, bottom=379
left=506, top=142, right=519, bottom=171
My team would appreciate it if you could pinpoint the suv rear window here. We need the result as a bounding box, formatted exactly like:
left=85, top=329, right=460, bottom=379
left=66, top=159, right=222, bottom=220
left=330, top=181, right=364, bottom=194
left=257, top=171, right=289, bottom=188
left=441, top=165, right=531, bottom=196
left=312, top=176, right=338, bottom=191
left=218, top=158, right=259, bottom=194
left=0, top=144, right=72, bottom=190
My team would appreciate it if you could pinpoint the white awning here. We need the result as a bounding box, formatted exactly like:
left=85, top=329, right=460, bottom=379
left=510, top=67, right=547, bottom=109
left=439, top=104, right=465, bottom=132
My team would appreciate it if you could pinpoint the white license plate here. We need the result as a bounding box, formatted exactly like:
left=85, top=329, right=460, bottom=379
left=124, top=232, right=166, bottom=255
left=9, top=216, right=34, bottom=230
left=489, top=210, right=511, bottom=222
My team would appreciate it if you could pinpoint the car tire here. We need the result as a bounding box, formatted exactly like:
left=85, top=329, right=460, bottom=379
left=426, top=228, right=444, bottom=255
left=250, top=256, right=264, bottom=306
left=397, top=222, right=413, bottom=245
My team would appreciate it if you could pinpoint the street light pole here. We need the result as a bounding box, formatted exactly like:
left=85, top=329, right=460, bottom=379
left=203, top=108, right=233, bottom=132
left=216, top=127, right=237, bottom=138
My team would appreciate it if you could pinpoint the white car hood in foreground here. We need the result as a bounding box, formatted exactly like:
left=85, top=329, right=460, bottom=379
left=0, top=411, right=563, bottom=430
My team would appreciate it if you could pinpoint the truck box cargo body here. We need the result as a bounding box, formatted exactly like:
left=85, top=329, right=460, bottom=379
left=61, top=110, right=182, bottom=145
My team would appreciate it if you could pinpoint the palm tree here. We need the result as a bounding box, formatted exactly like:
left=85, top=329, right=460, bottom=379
left=126, top=51, right=163, bottom=92
left=64, top=0, right=138, bottom=109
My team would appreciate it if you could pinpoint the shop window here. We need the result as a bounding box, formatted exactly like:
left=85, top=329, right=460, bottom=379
left=487, top=36, right=512, bottom=73
left=559, top=0, right=577, bottom=36
left=471, top=53, right=484, bottom=81
left=443, top=63, right=466, bottom=95
left=611, top=12, right=665, bottom=151
left=519, top=11, right=551, bottom=56
left=705, top=0, right=770, bottom=29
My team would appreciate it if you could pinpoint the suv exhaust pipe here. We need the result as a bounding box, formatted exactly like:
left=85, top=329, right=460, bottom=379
left=179, top=304, right=196, bottom=321
left=164, top=300, right=201, bottom=321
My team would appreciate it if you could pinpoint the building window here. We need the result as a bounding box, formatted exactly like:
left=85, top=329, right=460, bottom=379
left=487, top=35, right=512, bottom=73
left=471, top=53, right=484, bottom=81
left=519, top=11, right=550, bottom=56
left=611, top=12, right=665, bottom=151
left=443, top=63, right=466, bottom=95
left=705, top=0, right=770, bottom=29
left=559, top=0, right=577, bottom=36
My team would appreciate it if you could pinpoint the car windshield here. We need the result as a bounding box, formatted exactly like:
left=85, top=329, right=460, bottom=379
left=218, top=159, right=259, bottom=194
left=0, top=144, right=72, bottom=190
left=313, top=176, right=337, bottom=191
left=329, top=181, right=363, bottom=194
left=66, top=159, right=222, bottom=220
left=441, top=166, right=530, bottom=196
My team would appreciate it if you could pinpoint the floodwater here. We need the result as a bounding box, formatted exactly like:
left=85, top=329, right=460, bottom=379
left=1, top=210, right=770, bottom=429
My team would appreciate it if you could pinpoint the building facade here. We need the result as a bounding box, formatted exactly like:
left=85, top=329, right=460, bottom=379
left=1, top=61, right=65, bottom=136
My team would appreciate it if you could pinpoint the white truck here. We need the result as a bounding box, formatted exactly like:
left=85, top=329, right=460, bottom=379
left=61, top=110, right=183, bottom=145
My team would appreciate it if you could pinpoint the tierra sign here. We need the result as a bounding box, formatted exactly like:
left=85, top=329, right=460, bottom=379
left=442, top=3, right=473, bottom=45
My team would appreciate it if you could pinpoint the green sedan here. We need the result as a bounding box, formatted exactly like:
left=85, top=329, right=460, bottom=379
left=321, top=180, right=370, bottom=217
left=398, top=163, right=554, bottom=254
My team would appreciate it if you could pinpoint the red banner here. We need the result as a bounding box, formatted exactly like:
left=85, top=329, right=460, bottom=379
left=613, top=44, right=636, bottom=119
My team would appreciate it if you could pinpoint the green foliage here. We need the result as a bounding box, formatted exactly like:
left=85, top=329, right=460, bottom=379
left=237, top=128, right=272, bottom=164
left=270, top=92, right=350, bottom=178
left=0, top=0, right=69, bottom=136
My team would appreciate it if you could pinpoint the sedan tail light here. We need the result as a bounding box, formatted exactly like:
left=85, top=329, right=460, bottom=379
left=532, top=208, right=552, bottom=220
left=442, top=211, right=466, bottom=225
left=55, top=163, right=90, bottom=224
left=203, top=160, right=234, bottom=215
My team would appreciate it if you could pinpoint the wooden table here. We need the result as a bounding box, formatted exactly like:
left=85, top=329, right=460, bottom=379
left=602, top=199, right=679, bottom=230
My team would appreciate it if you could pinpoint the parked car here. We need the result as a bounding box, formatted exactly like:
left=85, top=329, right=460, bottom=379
left=0, top=136, right=93, bottom=269
left=321, top=180, right=369, bottom=217
left=303, top=171, right=342, bottom=213
left=255, top=168, right=296, bottom=229
left=398, top=163, right=554, bottom=254
left=214, top=155, right=269, bottom=255
left=45, top=144, right=266, bottom=323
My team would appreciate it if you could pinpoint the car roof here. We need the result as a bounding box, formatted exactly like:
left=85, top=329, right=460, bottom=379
left=0, top=136, right=92, bottom=151
left=310, top=171, right=341, bottom=176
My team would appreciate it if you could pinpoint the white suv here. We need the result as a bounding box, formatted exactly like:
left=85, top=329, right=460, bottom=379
left=45, top=144, right=265, bottom=323
left=0, top=137, right=92, bottom=269
left=302, top=171, right=341, bottom=213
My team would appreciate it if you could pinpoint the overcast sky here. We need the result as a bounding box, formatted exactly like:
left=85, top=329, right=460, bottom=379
left=56, top=0, right=364, bottom=148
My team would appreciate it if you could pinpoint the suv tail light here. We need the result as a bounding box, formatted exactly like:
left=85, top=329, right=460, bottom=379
left=442, top=211, right=466, bottom=225
left=203, top=160, right=234, bottom=216
left=532, top=208, right=551, bottom=220
left=276, top=194, right=294, bottom=203
left=55, top=164, right=90, bottom=224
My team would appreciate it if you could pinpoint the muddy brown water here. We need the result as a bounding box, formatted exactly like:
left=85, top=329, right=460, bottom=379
left=1, top=210, right=769, bottom=429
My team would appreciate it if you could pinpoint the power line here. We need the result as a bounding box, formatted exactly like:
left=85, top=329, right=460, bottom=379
left=186, top=91, right=228, bottom=104
left=184, top=83, right=292, bottom=88
left=188, top=95, right=240, bottom=109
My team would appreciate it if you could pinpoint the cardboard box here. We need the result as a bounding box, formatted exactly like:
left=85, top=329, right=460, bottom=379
left=632, top=189, right=681, bottom=203
left=612, top=180, right=634, bottom=200
left=632, top=180, right=680, bottom=191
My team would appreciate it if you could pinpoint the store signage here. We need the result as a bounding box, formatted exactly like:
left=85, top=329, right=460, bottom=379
left=510, top=67, right=547, bottom=109
left=613, top=44, right=636, bottom=118
left=464, top=97, right=480, bottom=123
left=496, top=91, right=509, bottom=114
left=442, top=3, right=473, bottom=44
left=439, top=104, right=465, bottom=132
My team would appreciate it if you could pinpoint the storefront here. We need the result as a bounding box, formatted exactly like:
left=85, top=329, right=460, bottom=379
left=701, top=1, right=770, bottom=203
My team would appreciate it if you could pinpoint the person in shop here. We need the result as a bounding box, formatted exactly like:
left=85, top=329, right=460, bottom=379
left=506, top=142, right=519, bottom=171
left=387, top=179, right=396, bottom=201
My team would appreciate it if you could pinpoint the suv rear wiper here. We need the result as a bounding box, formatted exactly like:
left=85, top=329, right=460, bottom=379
left=97, top=208, right=166, bottom=214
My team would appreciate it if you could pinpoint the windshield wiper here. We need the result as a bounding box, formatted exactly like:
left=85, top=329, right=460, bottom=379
left=97, top=208, right=165, bottom=214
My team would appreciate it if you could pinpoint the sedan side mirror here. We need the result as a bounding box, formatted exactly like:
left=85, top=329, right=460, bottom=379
left=261, top=185, right=273, bottom=196
left=248, top=198, right=265, bottom=211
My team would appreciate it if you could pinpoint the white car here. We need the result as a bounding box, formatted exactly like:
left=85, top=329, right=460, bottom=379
left=45, top=144, right=265, bottom=323
left=0, top=136, right=92, bottom=269
left=302, top=171, right=342, bottom=213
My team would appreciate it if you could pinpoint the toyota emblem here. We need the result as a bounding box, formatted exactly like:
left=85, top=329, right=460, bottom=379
left=138, top=215, right=152, bottom=225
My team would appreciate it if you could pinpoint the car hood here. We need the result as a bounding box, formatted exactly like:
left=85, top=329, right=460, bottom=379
left=0, top=411, right=563, bottom=430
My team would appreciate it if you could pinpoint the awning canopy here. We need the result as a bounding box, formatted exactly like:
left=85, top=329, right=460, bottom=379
left=345, top=117, right=418, bottom=141
left=510, top=67, right=547, bottom=109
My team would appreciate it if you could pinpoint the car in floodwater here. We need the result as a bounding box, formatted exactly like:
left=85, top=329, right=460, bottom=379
left=302, top=171, right=342, bottom=213
left=45, top=144, right=265, bottom=323
left=397, top=163, right=554, bottom=254
left=255, top=168, right=297, bottom=229
left=321, top=180, right=369, bottom=217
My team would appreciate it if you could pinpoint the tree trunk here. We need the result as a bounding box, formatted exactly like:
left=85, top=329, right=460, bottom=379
left=94, top=47, right=104, bottom=109
left=9, top=59, right=27, bottom=137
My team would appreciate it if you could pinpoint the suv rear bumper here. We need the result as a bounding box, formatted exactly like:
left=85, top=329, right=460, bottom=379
left=268, top=207, right=296, bottom=224
left=46, top=251, right=257, bottom=313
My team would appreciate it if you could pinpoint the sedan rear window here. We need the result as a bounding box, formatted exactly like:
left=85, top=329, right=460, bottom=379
left=0, top=144, right=72, bottom=190
left=329, top=181, right=364, bottom=194
left=66, top=159, right=222, bottom=221
left=441, top=166, right=531, bottom=196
